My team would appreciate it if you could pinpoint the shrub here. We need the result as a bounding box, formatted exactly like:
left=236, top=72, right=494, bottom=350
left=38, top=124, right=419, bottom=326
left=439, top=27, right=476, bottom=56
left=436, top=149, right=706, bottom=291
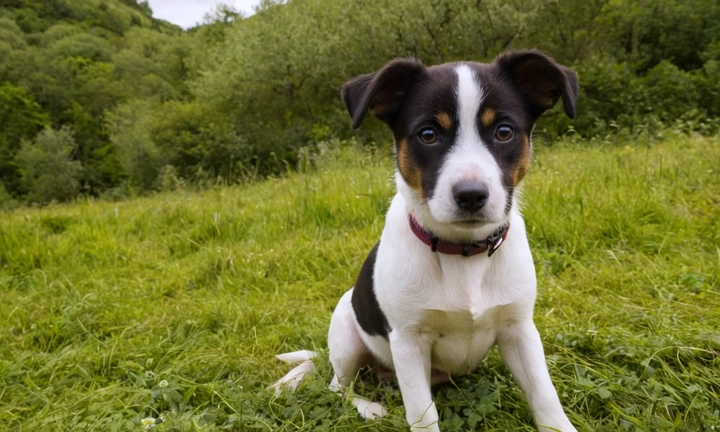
left=106, top=100, right=161, bottom=190
left=0, top=181, right=20, bottom=210
left=0, top=82, right=48, bottom=194
left=16, top=126, right=83, bottom=204
left=148, top=100, right=246, bottom=182
left=634, top=61, right=700, bottom=122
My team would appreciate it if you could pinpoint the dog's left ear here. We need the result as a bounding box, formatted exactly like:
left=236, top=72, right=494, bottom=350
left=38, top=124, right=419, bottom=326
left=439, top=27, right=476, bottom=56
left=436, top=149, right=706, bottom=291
left=494, top=50, right=579, bottom=119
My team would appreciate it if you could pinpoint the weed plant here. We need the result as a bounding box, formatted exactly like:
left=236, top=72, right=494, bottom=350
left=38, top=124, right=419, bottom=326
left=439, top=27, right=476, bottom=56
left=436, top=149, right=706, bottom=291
left=0, top=134, right=718, bottom=431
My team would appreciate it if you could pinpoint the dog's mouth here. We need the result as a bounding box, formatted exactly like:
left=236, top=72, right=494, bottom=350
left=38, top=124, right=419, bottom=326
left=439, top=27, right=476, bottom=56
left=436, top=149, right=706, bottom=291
left=454, top=219, right=484, bottom=227
left=451, top=217, right=500, bottom=231
left=450, top=211, right=505, bottom=230
left=451, top=210, right=492, bottom=227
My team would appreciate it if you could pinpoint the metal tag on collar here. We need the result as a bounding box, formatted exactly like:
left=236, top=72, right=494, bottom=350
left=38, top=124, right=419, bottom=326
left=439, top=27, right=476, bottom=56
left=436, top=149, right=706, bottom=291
left=488, top=236, right=504, bottom=257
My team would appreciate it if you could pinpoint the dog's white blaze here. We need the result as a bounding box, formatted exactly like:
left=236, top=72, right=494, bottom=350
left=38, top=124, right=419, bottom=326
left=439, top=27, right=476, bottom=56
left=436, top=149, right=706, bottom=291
left=456, top=64, right=483, bottom=143
left=424, top=64, right=507, bottom=238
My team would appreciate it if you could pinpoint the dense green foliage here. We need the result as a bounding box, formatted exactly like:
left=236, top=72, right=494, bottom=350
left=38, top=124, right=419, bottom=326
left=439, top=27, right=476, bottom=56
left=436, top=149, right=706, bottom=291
left=0, top=0, right=719, bottom=206
left=1, top=135, right=718, bottom=430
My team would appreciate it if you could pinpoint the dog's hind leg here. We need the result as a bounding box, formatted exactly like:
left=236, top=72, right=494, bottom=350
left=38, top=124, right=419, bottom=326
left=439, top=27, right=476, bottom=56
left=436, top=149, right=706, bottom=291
left=328, top=290, right=368, bottom=389
left=328, top=289, right=388, bottom=420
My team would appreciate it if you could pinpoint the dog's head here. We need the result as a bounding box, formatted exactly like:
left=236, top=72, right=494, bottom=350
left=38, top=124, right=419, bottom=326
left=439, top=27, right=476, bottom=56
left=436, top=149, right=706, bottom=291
left=342, top=50, right=578, bottom=241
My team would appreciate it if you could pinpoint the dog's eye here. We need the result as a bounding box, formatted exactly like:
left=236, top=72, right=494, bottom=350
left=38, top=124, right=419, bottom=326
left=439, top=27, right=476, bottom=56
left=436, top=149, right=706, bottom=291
left=495, top=125, right=514, bottom=142
left=419, top=128, right=437, bottom=144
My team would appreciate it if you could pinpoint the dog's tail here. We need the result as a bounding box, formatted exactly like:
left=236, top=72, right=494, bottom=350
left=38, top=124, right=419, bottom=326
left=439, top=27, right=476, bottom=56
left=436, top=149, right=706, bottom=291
left=269, top=349, right=388, bottom=420
left=268, top=350, right=318, bottom=396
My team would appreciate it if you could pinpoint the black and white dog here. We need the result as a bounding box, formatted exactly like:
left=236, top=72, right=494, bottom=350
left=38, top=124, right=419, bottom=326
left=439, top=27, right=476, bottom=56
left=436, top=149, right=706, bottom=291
left=273, top=50, right=579, bottom=432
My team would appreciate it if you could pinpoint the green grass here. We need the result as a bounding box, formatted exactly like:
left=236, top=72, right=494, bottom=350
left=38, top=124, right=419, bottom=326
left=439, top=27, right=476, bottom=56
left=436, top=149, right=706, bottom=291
left=1, top=134, right=719, bottom=431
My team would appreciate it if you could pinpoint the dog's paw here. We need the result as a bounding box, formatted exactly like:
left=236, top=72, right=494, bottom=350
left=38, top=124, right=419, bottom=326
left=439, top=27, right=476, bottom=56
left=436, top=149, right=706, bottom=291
left=538, top=426, right=577, bottom=432
left=351, top=396, right=388, bottom=420
left=328, top=374, right=342, bottom=393
left=537, top=421, right=577, bottom=432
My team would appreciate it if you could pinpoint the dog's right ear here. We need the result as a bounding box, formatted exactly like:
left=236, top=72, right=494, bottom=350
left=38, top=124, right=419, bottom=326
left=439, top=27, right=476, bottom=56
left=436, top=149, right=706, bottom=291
left=341, top=58, right=426, bottom=129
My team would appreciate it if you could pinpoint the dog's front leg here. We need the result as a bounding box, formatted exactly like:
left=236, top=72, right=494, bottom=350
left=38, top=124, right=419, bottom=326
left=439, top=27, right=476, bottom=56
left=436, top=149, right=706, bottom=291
left=389, top=330, right=439, bottom=432
left=497, top=321, right=576, bottom=432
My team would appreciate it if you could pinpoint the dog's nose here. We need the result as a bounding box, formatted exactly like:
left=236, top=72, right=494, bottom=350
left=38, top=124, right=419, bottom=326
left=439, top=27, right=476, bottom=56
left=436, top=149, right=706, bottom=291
left=453, top=180, right=488, bottom=213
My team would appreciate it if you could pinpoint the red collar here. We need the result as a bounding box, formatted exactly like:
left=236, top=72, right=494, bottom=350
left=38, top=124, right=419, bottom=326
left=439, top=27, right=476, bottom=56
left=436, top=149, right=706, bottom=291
left=408, top=215, right=510, bottom=257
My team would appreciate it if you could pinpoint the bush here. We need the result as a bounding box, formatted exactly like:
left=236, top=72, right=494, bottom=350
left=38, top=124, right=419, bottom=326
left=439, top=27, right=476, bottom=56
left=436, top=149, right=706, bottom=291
left=0, top=181, right=20, bottom=211
left=0, top=82, right=48, bottom=194
left=106, top=100, right=161, bottom=190
left=16, top=126, right=83, bottom=204
left=148, top=100, right=246, bottom=182
left=695, top=43, right=720, bottom=117
left=635, top=61, right=700, bottom=122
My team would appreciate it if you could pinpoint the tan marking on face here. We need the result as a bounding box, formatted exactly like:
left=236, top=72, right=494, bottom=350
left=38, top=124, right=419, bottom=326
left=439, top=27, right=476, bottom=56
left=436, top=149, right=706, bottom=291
left=397, top=138, right=422, bottom=190
left=435, top=112, right=452, bottom=130
left=480, top=108, right=496, bottom=128
left=513, top=134, right=531, bottom=186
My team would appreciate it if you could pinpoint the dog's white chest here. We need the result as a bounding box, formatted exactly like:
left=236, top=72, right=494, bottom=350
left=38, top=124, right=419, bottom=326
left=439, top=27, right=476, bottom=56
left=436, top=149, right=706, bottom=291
left=420, top=306, right=500, bottom=375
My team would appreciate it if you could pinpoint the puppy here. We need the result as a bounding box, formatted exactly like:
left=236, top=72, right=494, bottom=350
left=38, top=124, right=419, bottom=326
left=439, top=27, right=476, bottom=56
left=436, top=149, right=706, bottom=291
left=275, top=50, right=579, bottom=432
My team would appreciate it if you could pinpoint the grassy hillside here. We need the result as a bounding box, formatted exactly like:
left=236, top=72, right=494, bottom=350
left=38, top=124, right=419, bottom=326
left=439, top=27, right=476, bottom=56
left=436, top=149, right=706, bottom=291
left=1, top=135, right=719, bottom=431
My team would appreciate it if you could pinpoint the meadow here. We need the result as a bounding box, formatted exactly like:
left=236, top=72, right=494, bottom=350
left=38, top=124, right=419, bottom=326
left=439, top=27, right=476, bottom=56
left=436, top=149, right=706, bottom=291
left=1, top=132, right=719, bottom=431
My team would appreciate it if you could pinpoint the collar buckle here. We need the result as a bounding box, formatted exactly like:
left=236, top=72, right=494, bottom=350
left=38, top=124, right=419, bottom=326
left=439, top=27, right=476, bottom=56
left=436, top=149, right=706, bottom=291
left=487, top=235, right=504, bottom=257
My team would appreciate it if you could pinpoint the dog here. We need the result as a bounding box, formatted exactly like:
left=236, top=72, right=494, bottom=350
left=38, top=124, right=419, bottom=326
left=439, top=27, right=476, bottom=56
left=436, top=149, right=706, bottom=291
left=272, top=50, right=579, bottom=432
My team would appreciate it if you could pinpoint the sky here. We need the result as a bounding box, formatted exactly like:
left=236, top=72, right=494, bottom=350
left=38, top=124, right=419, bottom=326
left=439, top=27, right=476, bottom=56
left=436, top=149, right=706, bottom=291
left=146, top=0, right=261, bottom=29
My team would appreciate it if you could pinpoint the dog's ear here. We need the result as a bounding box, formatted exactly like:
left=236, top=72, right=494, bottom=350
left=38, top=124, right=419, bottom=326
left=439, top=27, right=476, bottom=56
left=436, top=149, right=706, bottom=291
left=493, top=50, right=579, bottom=119
left=341, top=58, right=426, bottom=129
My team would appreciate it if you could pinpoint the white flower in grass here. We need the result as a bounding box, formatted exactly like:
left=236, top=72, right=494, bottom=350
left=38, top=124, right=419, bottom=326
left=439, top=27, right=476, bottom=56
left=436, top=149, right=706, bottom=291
left=158, top=379, right=168, bottom=388
left=141, top=417, right=156, bottom=429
